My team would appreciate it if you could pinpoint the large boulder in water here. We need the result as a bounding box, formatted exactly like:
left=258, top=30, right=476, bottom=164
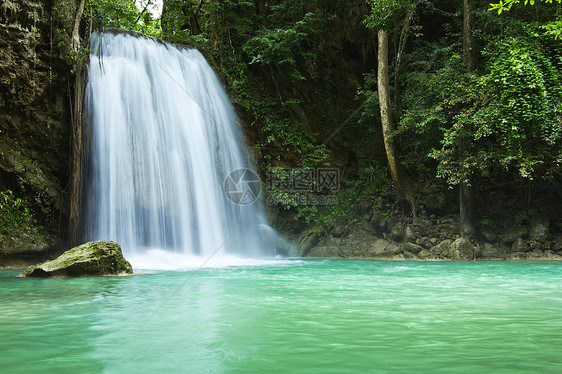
left=19, top=241, right=132, bottom=277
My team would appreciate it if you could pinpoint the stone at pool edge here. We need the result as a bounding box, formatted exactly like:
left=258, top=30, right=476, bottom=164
left=18, top=241, right=133, bottom=277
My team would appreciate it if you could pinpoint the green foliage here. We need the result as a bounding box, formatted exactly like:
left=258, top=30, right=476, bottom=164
left=397, top=40, right=465, bottom=181
left=427, top=34, right=562, bottom=184
left=387, top=4, right=562, bottom=190
left=479, top=36, right=562, bottom=158
left=162, top=0, right=255, bottom=45
left=0, top=190, right=36, bottom=234
left=490, top=0, right=561, bottom=14
left=291, top=165, right=392, bottom=227
left=212, top=53, right=329, bottom=168
left=364, top=0, right=417, bottom=31
left=243, top=13, right=321, bottom=66
left=51, top=1, right=160, bottom=72
left=88, top=0, right=138, bottom=28
left=87, top=0, right=161, bottom=36
left=51, top=0, right=90, bottom=70
left=489, top=0, right=562, bottom=38
left=545, top=20, right=562, bottom=38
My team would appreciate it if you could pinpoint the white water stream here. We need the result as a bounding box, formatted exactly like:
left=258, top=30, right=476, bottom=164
left=82, top=32, right=285, bottom=269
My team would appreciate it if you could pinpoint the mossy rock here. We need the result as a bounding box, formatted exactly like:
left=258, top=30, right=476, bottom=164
left=402, top=242, right=424, bottom=255
left=369, top=239, right=401, bottom=257
left=19, top=241, right=132, bottom=277
left=480, top=242, right=507, bottom=259
left=298, top=230, right=321, bottom=256
left=512, top=238, right=530, bottom=252
left=403, top=225, right=417, bottom=244
left=417, top=250, right=431, bottom=260
left=403, top=251, right=417, bottom=260
left=450, top=238, right=478, bottom=260
left=306, top=245, right=338, bottom=257
left=431, top=239, right=453, bottom=257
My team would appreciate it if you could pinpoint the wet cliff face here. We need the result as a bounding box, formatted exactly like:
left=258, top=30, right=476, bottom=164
left=0, top=0, right=70, bottom=267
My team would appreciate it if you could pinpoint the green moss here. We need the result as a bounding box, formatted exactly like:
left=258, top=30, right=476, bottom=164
left=20, top=241, right=133, bottom=277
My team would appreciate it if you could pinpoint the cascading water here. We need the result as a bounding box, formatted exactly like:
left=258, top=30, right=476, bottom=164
left=81, top=31, right=286, bottom=268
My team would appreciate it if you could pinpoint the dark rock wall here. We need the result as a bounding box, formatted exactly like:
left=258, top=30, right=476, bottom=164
left=0, top=0, right=71, bottom=267
left=298, top=211, right=562, bottom=261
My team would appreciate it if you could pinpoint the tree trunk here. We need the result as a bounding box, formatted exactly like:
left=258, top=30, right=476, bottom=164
left=68, top=0, right=87, bottom=246
left=69, top=67, right=87, bottom=247
left=377, top=30, right=416, bottom=217
left=70, top=0, right=86, bottom=52
left=463, top=0, right=475, bottom=72
left=161, top=0, right=170, bottom=34
left=459, top=179, right=475, bottom=238
left=458, top=142, right=475, bottom=238
left=209, top=0, right=220, bottom=50
left=460, top=0, right=476, bottom=238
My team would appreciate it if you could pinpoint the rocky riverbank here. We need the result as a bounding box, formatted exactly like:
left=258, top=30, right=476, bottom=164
left=297, top=212, right=562, bottom=261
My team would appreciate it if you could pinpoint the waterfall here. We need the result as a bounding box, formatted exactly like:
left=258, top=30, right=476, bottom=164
left=81, top=31, right=284, bottom=268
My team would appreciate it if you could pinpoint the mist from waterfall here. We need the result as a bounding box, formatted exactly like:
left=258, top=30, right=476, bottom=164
left=81, top=31, right=287, bottom=269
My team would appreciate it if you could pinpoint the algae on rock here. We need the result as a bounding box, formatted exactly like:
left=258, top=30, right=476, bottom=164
left=19, top=241, right=132, bottom=277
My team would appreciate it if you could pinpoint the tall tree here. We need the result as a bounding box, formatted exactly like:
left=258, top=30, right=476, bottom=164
left=366, top=0, right=418, bottom=216
left=460, top=0, right=476, bottom=238
left=377, top=29, right=417, bottom=215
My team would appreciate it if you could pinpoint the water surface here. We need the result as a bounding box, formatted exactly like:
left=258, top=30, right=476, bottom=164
left=1, top=260, right=561, bottom=373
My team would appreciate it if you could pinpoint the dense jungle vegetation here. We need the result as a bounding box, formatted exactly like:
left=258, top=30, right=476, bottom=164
left=79, top=0, right=562, bottom=239
left=2, top=0, right=562, bottom=262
